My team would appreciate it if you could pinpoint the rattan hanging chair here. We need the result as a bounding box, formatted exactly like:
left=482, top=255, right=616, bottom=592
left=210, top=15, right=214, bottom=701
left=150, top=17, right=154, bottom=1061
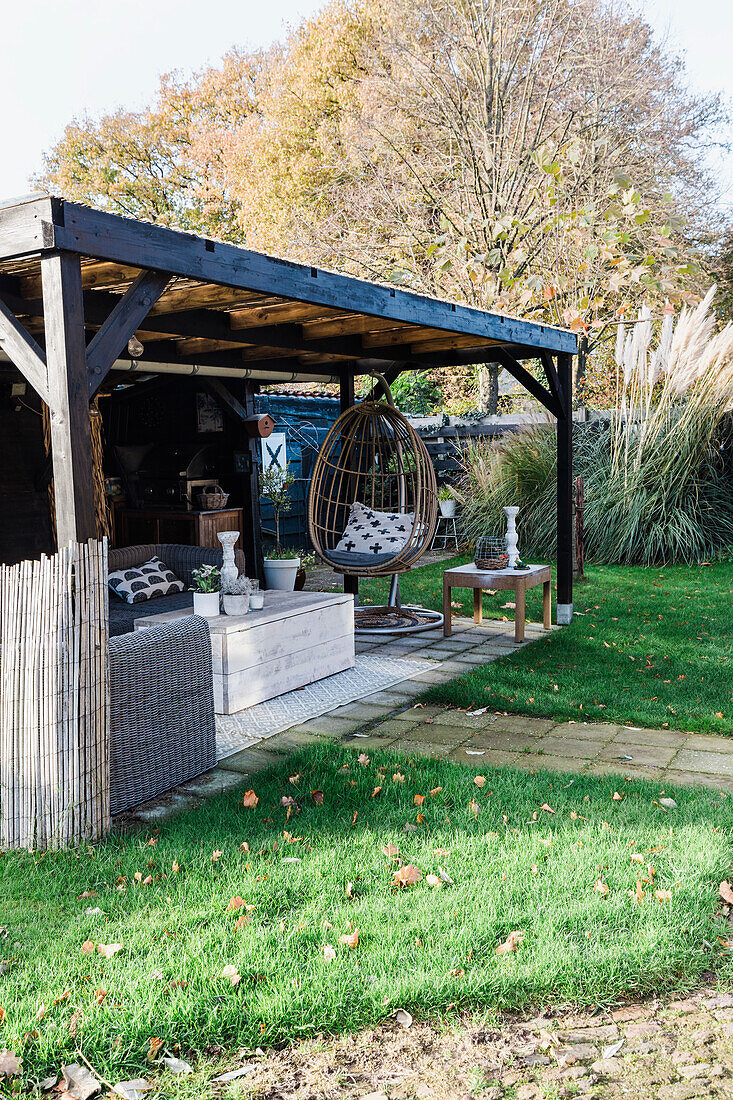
left=307, top=380, right=442, bottom=633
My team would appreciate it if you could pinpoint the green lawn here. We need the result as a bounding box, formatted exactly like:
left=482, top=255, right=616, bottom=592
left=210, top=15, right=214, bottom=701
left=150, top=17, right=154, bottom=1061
left=363, top=557, right=733, bottom=736
left=2, top=742, right=733, bottom=1085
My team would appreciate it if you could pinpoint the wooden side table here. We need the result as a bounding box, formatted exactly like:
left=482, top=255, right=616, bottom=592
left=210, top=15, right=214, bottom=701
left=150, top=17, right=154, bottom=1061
left=443, top=563, right=552, bottom=643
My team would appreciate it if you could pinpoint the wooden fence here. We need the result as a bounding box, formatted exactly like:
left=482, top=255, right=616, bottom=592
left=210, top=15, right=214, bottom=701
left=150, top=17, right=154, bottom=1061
left=0, top=539, right=109, bottom=849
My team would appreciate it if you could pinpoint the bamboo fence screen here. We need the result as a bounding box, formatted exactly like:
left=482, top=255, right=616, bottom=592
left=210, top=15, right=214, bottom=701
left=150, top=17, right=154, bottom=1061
left=0, top=539, right=110, bottom=849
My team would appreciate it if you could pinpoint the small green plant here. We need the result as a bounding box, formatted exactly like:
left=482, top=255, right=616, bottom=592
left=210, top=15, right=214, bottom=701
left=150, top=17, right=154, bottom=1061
left=437, top=484, right=455, bottom=502
left=190, top=563, right=220, bottom=592
left=260, top=463, right=296, bottom=554
left=265, top=547, right=301, bottom=560
left=222, top=574, right=252, bottom=596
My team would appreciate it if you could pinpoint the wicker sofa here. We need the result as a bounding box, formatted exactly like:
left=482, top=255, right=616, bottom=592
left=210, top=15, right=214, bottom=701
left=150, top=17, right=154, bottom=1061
left=109, top=614, right=217, bottom=814
left=108, top=542, right=246, bottom=637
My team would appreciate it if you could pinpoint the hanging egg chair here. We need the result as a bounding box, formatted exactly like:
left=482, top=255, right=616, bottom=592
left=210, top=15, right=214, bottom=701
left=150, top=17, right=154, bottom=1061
left=307, top=379, right=443, bottom=633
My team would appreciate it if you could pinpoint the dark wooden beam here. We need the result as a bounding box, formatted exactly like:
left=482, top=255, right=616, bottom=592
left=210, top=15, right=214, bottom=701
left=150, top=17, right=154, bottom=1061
left=45, top=200, right=577, bottom=355
left=339, top=372, right=359, bottom=602
left=556, top=351, right=573, bottom=622
left=539, top=351, right=567, bottom=418
left=0, top=194, right=55, bottom=260
left=86, top=269, right=170, bottom=397
left=242, top=384, right=264, bottom=582
left=0, top=294, right=49, bottom=403
left=42, top=251, right=96, bottom=545
left=491, top=347, right=562, bottom=418
left=201, top=377, right=249, bottom=422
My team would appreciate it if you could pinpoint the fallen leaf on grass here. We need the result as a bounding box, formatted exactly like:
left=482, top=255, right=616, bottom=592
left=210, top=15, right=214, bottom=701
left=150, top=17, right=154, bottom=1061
left=495, top=930, right=524, bottom=955
left=394, top=1009, right=413, bottom=1028
left=594, top=879, right=610, bottom=897
left=382, top=843, right=399, bottom=858
left=372, top=786, right=383, bottom=798
left=213, top=1067, right=255, bottom=1083
left=242, top=790, right=259, bottom=808
left=603, top=1039, right=625, bottom=1059
left=474, top=776, right=486, bottom=788
left=114, top=1079, right=151, bottom=1100
left=98, top=943, right=123, bottom=958
left=81, top=940, right=95, bottom=955
left=311, top=789, right=324, bottom=805
left=658, top=797, right=678, bottom=810
left=449, top=967, right=465, bottom=978
left=469, top=799, right=481, bottom=818
left=233, top=913, right=250, bottom=931
left=654, top=889, right=673, bottom=903
left=540, top=803, right=555, bottom=813
left=430, top=787, right=443, bottom=796
left=631, top=853, right=644, bottom=864
left=720, top=882, right=733, bottom=905
left=95, top=989, right=107, bottom=1005
left=62, top=1063, right=101, bottom=1099
left=0, top=1051, right=20, bottom=1078
left=414, top=794, right=425, bottom=806
left=392, top=864, right=422, bottom=888
left=161, top=1056, right=192, bottom=1074
left=147, top=1037, right=164, bottom=1061
left=612, top=791, right=623, bottom=801
left=392, top=772, right=405, bottom=784
left=358, top=753, right=370, bottom=766
left=339, top=929, right=359, bottom=948
left=220, top=964, right=241, bottom=986
left=226, top=896, right=254, bottom=914
left=210, top=851, right=222, bottom=864
left=426, top=874, right=441, bottom=887
left=323, top=944, right=336, bottom=962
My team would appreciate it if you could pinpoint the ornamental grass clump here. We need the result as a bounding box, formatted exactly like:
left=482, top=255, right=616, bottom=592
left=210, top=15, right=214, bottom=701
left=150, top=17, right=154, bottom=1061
left=455, top=289, right=733, bottom=564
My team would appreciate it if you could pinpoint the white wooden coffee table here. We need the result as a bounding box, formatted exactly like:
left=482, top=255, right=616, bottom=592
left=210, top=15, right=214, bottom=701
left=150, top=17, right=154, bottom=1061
left=134, top=590, right=355, bottom=714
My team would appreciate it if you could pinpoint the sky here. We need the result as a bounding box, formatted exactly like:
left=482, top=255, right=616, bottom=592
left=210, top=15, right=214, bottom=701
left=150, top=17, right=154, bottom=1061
left=1, top=0, right=732, bottom=207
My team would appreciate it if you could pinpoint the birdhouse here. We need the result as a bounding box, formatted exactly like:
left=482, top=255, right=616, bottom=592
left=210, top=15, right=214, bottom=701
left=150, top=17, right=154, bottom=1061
left=243, top=413, right=275, bottom=439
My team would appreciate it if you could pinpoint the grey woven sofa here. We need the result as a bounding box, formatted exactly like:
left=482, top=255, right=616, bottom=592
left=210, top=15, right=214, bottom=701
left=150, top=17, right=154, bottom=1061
left=109, top=614, right=217, bottom=814
left=108, top=543, right=246, bottom=637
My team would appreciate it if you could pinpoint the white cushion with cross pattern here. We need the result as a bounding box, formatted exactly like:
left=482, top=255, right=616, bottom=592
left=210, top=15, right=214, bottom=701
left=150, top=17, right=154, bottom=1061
left=334, top=501, right=414, bottom=557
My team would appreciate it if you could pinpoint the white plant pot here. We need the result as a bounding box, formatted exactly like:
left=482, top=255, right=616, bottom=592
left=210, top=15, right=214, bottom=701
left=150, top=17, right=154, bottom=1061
left=263, top=557, right=300, bottom=591
left=193, top=590, right=221, bottom=617
left=439, top=499, right=456, bottom=518
left=222, top=593, right=249, bottom=616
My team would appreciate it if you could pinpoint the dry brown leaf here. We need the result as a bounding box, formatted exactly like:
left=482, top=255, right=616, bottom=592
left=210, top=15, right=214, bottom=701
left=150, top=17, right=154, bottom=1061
left=339, top=929, right=359, bottom=949
left=594, top=879, right=610, bottom=897
left=210, top=851, right=222, bottom=864
left=635, top=879, right=644, bottom=905
left=233, top=913, right=250, bottom=932
left=358, top=753, right=370, bottom=766
left=289, top=773, right=300, bottom=785
left=392, top=772, right=406, bottom=784
left=426, top=874, right=441, bottom=887
left=311, top=789, right=324, bottom=805
left=720, top=881, right=733, bottom=905
left=474, top=776, right=486, bottom=788
left=612, top=791, right=623, bottom=801
left=35, top=1004, right=47, bottom=1023
left=0, top=1051, right=21, bottom=1078
left=0, top=1009, right=5, bottom=1026
left=414, top=794, right=425, bottom=806
left=630, top=853, right=644, bottom=864
left=416, top=812, right=426, bottom=825
left=220, top=964, right=241, bottom=986
left=97, top=943, right=124, bottom=958
left=345, top=882, right=355, bottom=899
left=392, top=864, right=423, bottom=888
left=226, top=896, right=246, bottom=913
left=322, top=944, right=336, bottom=962
left=655, top=889, right=672, bottom=903
left=449, top=967, right=465, bottom=978
left=148, top=1036, right=164, bottom=1061
left=142, top=875, right=153, bottom=886
left=171, top=860, right=180, bottom=873
left=382, top=843, right=399, bottom=858
left=469, top=799, right=481, bottom=818
left=540, top=803, right=555, bottom=813
left=372, top=786, right=383, bottom=798
left=495, top=930, right=524, bottom=955
left=430, top=787, right=443, bottom=796
left=81, top=940, right=95, bottom=955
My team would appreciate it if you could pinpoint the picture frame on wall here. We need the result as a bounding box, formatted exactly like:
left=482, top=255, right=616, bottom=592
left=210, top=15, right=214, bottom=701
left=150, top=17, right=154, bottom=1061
left=196, top=392, right=224, bottom=433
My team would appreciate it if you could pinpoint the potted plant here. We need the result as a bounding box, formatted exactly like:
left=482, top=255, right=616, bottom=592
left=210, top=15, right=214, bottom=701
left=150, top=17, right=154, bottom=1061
left=260, top=464, right=300, bottom=591
left=438, top=484, right=457, bottom=518
left=222, top=573, right=252, bottom=616
left=190, top=563, right=221, bottom=616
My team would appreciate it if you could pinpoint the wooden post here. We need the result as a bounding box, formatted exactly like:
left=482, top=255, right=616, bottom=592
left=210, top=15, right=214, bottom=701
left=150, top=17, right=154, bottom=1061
left=339, top=372, right=359, bottom=602
left=42, top=251, right=96, bottom=545
left=556, top=351, right=573, bottom=623
left=243, top=383, right=265, bottom=583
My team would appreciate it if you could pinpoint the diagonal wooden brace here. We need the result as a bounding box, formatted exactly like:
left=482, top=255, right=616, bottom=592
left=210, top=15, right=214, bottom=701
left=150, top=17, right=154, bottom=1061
left=492, top=347, right=562, bottom=418
left=0, top=294, right=49, bottom=403
left=87, top=269, right=170, bottom=397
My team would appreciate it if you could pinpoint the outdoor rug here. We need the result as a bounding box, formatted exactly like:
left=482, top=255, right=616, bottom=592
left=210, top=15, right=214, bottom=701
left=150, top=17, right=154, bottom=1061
left=215, top=653, right=434, bottom=759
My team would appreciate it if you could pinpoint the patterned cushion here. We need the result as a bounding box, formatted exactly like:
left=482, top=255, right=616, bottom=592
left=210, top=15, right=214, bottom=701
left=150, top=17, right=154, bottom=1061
left=334, top=501, right=414, bottom=558
left=108, top=556, right=185, bottom=605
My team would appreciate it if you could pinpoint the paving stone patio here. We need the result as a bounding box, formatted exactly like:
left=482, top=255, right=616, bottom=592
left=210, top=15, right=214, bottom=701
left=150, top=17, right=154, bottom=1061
left=118, top=612, right=733, bottom=826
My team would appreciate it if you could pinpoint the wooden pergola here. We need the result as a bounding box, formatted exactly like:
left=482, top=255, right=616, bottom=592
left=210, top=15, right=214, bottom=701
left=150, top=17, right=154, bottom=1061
left=0, top=194, right=578, bottom=621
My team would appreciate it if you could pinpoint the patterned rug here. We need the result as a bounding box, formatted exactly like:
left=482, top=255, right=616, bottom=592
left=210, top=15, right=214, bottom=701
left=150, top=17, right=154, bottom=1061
left=215, top=653, right=434, bottom=759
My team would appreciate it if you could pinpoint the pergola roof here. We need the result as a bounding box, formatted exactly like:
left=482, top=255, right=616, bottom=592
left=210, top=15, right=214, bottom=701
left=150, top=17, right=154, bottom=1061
left=0, top=194, right=576, bottom=411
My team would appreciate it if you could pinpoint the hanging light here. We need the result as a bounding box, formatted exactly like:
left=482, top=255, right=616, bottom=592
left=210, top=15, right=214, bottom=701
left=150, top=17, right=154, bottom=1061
left=127, top=335, right=144, bottom=358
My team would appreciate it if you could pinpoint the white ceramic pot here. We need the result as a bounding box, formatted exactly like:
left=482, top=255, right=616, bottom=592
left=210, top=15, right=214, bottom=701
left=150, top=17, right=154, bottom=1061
left=193, top=590, right=221, bottom=617
left=222, top=593, right=249, bottom=616
left=439, top=498, right=456, bottom=518
left=263, top=557, right=301, bottom=591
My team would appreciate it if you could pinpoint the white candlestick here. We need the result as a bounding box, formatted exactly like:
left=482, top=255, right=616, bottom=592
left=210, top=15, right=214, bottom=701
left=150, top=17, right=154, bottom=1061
left=504, top=506, right=520, bottom=567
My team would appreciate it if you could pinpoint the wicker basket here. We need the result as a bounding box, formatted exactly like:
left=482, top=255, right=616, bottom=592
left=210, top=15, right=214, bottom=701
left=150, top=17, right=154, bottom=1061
left=199, top=483, right=229, bottom=510
left=474, top=536, right=508, bottom=570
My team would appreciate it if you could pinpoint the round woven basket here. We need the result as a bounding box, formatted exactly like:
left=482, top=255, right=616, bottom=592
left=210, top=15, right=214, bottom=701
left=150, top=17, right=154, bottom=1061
left=199, top=483, right=229, bottom=510
left=474, top=536, right=508, bottom=570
